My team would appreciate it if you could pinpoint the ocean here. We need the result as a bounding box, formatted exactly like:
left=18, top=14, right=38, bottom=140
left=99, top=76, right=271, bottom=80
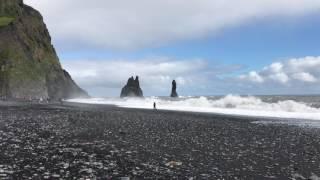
left=68, top=95, right=320, bottom=126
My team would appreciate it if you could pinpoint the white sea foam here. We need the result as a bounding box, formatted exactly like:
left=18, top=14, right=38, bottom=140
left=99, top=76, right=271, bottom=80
left=67, top=95, right=320, bottom=120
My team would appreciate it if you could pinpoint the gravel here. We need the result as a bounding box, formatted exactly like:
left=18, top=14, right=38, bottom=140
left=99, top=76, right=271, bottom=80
left=0, top=103, right=319, bottom=179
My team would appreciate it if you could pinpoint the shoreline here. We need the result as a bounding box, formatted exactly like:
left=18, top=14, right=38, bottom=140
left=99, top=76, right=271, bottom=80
left=0, top=102, right=319, bottom=179
left=65, top=100, right=320, bottom=122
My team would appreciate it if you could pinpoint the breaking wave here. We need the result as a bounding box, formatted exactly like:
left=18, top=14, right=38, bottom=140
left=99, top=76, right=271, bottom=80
left=68, top=95, right=320, bottom=120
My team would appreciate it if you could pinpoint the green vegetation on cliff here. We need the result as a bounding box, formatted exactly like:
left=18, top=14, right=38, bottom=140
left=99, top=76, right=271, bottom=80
left=0, top=17, right=15, bottom=27
left=0, top=0, right=22, bottom=17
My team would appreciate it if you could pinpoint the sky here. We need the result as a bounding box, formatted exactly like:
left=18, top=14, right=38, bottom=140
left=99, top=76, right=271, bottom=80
left=24, top=0, right=320, bottom=97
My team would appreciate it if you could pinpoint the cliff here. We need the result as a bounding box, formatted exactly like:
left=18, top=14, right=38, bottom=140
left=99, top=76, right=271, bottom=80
left=0, top=0, right=88, bottom=100
left=120, top=76, right=143, bottom=98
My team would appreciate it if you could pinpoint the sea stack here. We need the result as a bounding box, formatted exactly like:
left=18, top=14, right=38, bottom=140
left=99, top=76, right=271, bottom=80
left=120, top=76, right=143, bottom=97
left=0, top=0, right=88, bottom=100
left=170, top=80, right=178, bottom=98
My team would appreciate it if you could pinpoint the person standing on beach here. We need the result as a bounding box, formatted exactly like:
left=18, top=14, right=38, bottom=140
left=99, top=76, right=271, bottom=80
left=59, top=98, right=63, bottom=105
left=153, top=102, right=157, bottom=110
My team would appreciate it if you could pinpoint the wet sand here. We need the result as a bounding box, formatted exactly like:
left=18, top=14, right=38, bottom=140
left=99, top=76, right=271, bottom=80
left=0, top=102, right=319, bottom=179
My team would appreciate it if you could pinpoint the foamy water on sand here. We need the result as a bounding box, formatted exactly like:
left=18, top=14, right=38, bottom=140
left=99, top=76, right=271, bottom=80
left=68, top=95, right=320, bottom=122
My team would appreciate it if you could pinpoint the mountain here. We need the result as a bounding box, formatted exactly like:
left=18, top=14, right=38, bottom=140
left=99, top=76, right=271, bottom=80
left=0, top=0, right=88, bottom=100
left=120, top=76, right=143, bottom=97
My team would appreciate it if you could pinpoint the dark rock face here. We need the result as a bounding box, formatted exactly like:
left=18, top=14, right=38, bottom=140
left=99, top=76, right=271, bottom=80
left=0, top=0, right=88, bottom=100
left=0, top=0, right=23, bottom=17
left=120, top=76, right=143, bottom=97
left=170, top=80, right=178, bottom=97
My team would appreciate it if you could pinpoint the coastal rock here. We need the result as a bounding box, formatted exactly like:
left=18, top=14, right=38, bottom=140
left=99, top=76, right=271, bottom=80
left=120, top=76, right=143, bottom=97
left=170, top=80, right=178, bottom=98
left=0, top=0, right=23, bottom=17
left=0, top=0, right=88, bottom=100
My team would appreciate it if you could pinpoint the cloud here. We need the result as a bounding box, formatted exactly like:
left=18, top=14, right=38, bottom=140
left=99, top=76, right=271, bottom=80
left=292, top=72, right=317, bottom=82
left=61, top=57, right=226, bottom=96
left=62, top=56, right=320, bottom=96
left=239, top=56, right=320, bottom=85
left=24, top=0, right=320, bottom=50
left=239, top=71, right=264, bottom=83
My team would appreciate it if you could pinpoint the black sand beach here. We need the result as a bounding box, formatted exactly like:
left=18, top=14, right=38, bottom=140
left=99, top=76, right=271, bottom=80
left=0, top=102, right=319, bottom=179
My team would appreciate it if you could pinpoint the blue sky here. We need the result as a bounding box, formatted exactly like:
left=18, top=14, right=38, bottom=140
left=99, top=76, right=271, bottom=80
left=25, top=0, right=320, bottom=96
left=59, top=11, right=320, bottom=69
